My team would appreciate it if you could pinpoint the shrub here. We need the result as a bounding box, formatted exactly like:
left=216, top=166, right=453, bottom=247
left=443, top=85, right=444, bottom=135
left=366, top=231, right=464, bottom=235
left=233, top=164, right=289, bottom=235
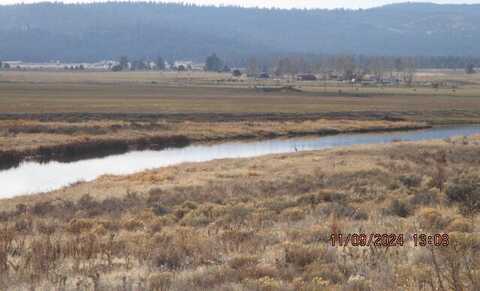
left=322, top=192, right=348, bottom=203
left=384, top=199, right=411, bottom=218
left=417, top=208, right=449, bottom=231
left=181, top=201, right=198, bottom=210
left=95, top=219, right=121, bottom=232
left=285, top=244, right=323, bottom=268
left=15, top=204, right=27, bottom=215
left=228, top=255, right=259, bottom=270
left=262, top=198, right=297, bottom=214
left=181, top=210, right=211, bottom=227
left=305, top=262, right=345, bottom=284
left=320, top=202, right=367, bottom=220
left=345, top=275, right=372, bottom=291
left=252, top=264, right=279, bottom=280
left=15, top=218, right=32, bottom=233
left=302, top=276, right=330, bottom=290
left=409, top=191, right=438, bottom=207
left=122, top=218, right=144, bottom=231
left=31, top=201, right=55, bottom=216
left=152, top=203, right=170, bottom=216
left=399, top=175, right=422, bottom=188
left=296, top=191, right=345, bottom=206
left=180, top=266, right=236, bottom=290
left=153, top=244, right=185, bottom=270
left=76, top=194, right=98, bottom=211
left=221, top=229, right=257, bottom=251
left=446, top=217, right=473, bottom=233
left=217, top=204, right=253, bottom=227
left=148, top=217, right=174, bottom=233
left=296, top=225, right=332, bottom=244
left=100, top=197, right=126, bottom=214
left=244, top=276, right=282, bottom=291
left=67, top=218, right=95, bottom=234
left=36, top=220, right=57, bottom=235
left=148, top=272, right=173, bottom=291
left=0, top=150, right=22, bottom=170
left=281, top=207, right=306, bottom=222
left=446, top=175, right=480, bottom=215
left=352, top=210, right=369, bottom=220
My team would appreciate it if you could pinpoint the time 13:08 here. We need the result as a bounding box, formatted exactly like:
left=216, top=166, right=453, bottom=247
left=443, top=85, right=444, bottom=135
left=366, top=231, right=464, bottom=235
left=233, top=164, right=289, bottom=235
left=413, top=233, right=449, bottom=247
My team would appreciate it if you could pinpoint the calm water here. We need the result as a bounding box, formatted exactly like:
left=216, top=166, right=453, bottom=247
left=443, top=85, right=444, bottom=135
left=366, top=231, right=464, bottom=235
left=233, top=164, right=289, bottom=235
left=1, top=125, right=480, bottom=198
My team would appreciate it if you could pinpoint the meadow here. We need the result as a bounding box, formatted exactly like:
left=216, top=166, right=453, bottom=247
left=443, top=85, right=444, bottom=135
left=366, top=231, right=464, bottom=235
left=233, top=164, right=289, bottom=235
left=0, top=70, right=479, bottom=290
left=1, top=70, right=480, bottom=165
left=0, top=135, right=479, bottom=290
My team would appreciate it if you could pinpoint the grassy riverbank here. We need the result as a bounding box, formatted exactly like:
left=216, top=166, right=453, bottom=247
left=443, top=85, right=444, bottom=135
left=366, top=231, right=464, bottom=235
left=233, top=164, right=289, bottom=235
left=1, top=136, right=479, bottom=290
left=0, top=117, right=426, bottom=168
left=2, top=70, right=480, bottom=167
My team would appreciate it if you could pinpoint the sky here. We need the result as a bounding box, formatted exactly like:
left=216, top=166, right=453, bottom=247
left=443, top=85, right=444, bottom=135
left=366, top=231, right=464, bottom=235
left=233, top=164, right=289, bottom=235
left=0, top=0, right=479, bottom=9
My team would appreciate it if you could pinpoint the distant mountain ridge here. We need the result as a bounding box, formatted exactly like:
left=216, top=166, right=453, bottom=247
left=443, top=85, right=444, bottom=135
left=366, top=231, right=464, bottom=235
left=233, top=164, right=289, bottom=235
left=0, top=2, right=479, bottom=62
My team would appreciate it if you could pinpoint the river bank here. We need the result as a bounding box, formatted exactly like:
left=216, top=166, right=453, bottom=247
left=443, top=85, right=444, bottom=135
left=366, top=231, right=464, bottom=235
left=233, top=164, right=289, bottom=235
left=0, top=117, right=427, bottom=169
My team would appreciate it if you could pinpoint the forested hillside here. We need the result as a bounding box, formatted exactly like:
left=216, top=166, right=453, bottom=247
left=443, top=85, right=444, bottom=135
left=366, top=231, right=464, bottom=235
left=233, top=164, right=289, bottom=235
left=0, top=2, right=479, bottom=61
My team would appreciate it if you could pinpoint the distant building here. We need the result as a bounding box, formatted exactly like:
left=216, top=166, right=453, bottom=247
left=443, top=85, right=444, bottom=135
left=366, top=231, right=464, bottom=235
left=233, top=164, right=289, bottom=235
left=232, top=69, right=242, bottom=77
left=173, top=60, right=204, bottom=71
left=257, top=72, right=270, bottom=79
left=297, top=74, right=317, bottom=81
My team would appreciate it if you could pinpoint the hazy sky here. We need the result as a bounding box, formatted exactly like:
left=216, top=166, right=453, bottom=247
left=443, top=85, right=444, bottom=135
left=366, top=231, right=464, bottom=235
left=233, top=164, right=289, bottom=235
left=0, top=0, right=479, bottom=9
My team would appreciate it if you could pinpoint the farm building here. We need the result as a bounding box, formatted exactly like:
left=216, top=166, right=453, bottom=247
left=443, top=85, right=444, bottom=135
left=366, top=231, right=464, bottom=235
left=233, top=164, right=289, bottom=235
left=297, top=74, right=317, bottom=81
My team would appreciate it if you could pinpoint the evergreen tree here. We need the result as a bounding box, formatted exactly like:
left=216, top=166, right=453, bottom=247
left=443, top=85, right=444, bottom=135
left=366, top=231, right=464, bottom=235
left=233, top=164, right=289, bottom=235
left=466, top=63, right=476, bottom=74
left=156, top=56, right=166, bottom=71
left=205, top=53, right=223, bottom=72
left=119, top=56, right=129, bottom=70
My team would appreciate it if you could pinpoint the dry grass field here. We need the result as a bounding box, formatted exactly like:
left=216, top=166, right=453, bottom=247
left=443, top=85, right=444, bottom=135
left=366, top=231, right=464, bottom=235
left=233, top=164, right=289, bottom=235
left=0, top=136, right=479, bottom=290
left=1, top=70, right=480, bottom=164
left=0, top=70, right=480, bottom=290
left=1, top=71, right=480, bottom=118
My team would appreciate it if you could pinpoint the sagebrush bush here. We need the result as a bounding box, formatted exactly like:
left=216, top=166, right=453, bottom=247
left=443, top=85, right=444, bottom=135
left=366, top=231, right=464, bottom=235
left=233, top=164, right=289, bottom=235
left=67, top=218, right=95, bottom=234
left=446, top=174, right=480, bottom=215
left=148, top=272, right=174, bottom=291
left=384, top=199, right=411, bottom=218
left=417, top=207, right=449, bottom=231
left=284, top=243, right=324, bottom=268
left=409, top=191, right=438, bottom=207
left=305, top=262, right=345, bottom=284
left=280, top=207, right=306, bottom=222
left=122, top=218, right=144, bottom=231
left=446, top=217, right=473, bottom=233
left=399, top=175, right=422, bottom=188
left=228, top=255, right=259, bottom=270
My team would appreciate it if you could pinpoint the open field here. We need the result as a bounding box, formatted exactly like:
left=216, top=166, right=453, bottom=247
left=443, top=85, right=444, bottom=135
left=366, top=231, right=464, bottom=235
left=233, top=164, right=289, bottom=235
left=1, top=70, right=480, bottom=166
left=1, top=71, right=480, bottom=117
left=0, top=136, right=479, bottom=290
left=1, top=70, right=480, bottom=290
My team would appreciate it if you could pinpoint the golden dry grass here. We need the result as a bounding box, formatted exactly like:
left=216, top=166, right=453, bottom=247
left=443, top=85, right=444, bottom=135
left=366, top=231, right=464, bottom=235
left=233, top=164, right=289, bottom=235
left=0, top=136, right=479, bottom=290
left=0, top=118, right=424, bottom=152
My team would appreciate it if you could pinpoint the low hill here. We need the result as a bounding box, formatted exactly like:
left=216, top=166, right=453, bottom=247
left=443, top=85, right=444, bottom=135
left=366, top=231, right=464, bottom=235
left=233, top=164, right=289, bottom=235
left=0, top=2, right=479, bottom=61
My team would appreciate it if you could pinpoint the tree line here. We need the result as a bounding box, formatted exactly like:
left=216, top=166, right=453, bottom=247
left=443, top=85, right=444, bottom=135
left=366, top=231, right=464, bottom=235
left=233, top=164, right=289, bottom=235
left=111, top=54, right=475, bottom=83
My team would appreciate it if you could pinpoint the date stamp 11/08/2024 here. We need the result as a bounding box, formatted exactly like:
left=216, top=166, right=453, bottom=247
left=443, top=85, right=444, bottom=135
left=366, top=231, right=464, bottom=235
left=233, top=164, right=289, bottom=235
left=330, top=233, right=449, bottom=248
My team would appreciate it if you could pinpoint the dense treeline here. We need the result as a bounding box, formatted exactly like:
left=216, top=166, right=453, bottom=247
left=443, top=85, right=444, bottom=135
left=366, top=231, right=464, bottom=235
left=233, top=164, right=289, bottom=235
left=0, top=2, right=480, bottom=62
left=234, top=54, right=480, bottom=75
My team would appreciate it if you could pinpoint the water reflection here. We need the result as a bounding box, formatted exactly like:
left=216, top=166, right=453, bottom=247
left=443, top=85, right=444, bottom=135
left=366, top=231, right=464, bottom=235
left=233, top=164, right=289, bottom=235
left=1, top=125, right=479, bottom=198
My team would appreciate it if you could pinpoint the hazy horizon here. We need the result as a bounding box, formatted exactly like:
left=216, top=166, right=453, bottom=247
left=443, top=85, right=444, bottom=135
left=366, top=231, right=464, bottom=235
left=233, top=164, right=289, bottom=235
left=0, top=0, right=479, bottom=9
